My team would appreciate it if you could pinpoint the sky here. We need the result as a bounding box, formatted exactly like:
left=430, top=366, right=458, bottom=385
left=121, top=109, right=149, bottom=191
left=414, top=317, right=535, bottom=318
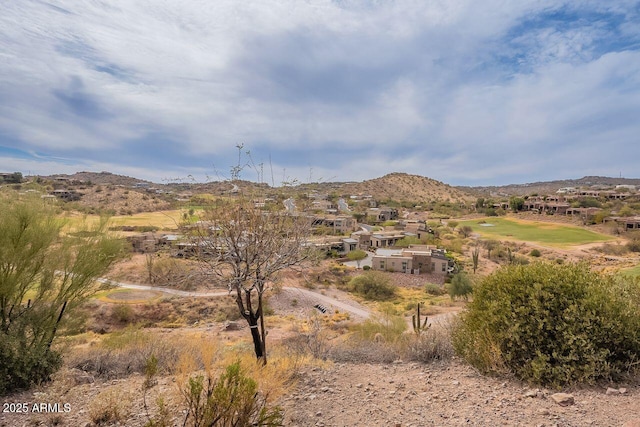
left=1, top=1, right=639, bottom=186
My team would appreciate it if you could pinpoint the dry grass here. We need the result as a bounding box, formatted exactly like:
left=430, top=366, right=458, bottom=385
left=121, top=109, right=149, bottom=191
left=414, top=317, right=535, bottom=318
left=66, top=326, right=190, bottom=379
left=88, top=386, right=134, bottom=425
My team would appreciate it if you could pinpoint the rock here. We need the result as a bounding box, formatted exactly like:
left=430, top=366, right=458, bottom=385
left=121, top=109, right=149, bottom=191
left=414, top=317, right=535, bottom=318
left=620, top=388, right=628, bottom=394
left=550, top=393, right=575, bottom=406
left=524, top=390, right=538, bottom=398
left=606, top=387, right=620, bottom=395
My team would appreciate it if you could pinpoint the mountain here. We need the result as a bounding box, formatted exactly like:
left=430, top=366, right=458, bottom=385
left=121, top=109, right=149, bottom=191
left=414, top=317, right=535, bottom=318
left=337, top=173, right=474, bottom=204
left=41, top=171, right=155, bottom=187
left=461, top=176, right=640, bottom=197
left=38, top=170, right=640, bottom=204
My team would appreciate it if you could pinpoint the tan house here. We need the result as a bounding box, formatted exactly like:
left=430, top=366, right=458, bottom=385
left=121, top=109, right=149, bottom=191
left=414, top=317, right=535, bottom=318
left=311, top=215, right=358, bottom=234
left=371, top=245, right=450, bottom=275
left=366, top=207, right=399, bottom=222
left=604, top=216, right=640, bottom=231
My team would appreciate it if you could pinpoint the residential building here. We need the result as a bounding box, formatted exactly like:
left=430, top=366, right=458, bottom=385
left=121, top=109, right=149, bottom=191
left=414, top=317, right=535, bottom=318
left=371, top=245, right=450, bottom=275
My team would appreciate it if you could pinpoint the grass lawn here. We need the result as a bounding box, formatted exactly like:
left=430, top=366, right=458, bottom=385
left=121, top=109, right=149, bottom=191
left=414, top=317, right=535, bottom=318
left=61, top=210, right=190, bottom=231
left=459, top=217, right=613, bottom=247
left=110, top=210, right=187, bottom=229
left=620, top=264, right=640, bottom=279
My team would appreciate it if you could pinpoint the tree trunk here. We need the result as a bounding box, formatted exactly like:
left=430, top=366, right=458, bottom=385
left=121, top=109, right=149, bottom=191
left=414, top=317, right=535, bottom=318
left=248, top=316, right=264, bottom=361
left=258, top=292, right=267, bottom=365
left=236, top=287, right=266, bottom=363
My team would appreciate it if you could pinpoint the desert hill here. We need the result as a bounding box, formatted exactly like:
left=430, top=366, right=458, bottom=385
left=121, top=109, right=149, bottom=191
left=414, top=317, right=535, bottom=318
left=337, top=172, right=474, bottom=204
left=36, top=171, right=640, bottom=206
left=461, top=176, right=640, bottom=197
left=35, top=171, right=476, bottom=205
left=43, top=171, right=155, bottom=187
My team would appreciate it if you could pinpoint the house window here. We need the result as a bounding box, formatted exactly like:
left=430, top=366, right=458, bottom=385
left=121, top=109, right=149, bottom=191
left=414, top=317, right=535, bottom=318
left=431, top=263, right=435, bottom=271
left=380, top=262, right=385, bottom=269
left=442, top=263, right=446, bottom=272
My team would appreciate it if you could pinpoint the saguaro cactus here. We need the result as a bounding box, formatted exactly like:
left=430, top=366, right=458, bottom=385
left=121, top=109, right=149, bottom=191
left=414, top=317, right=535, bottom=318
left=412, top=303, right=430, bottom=335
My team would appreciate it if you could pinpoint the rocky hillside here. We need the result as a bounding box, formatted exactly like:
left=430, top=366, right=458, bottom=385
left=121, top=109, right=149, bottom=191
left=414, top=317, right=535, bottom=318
left=462, top=176, right=640, bottom=197
left=41, top=171, right=155, bottom=187
left=338, top=173, right=474, bottom=204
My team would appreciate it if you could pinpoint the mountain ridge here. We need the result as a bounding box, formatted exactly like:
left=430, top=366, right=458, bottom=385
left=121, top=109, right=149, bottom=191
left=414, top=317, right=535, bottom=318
left=31, top=171, right=640, bottom=201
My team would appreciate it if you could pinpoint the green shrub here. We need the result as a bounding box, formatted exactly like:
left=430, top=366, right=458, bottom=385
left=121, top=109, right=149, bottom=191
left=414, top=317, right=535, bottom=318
left=362, top=265, right=371, bottom=271
left=529, top=249, right=541, bottom=257
left=349, top=271, right=397, bottom=301
left=452, top=262, right=640, bottom=387
left=112, top=304, right=135, bottom=323
left=183, top=361, right=283, bottom=426
left=0, top=195, right=124, bottom=395
left=425, top=283, right=446, bottom=296
left=448, top=273, right=473, bottom=300
left=0, top=339, right=62, bottom=395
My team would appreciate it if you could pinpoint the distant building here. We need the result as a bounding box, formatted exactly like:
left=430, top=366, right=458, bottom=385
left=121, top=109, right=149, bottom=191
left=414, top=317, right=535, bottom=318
left=50, top=189, right=81, bottom=201
left=366, top=207, right=399, bottom=222
left=371, top=245, right=451, bottom=275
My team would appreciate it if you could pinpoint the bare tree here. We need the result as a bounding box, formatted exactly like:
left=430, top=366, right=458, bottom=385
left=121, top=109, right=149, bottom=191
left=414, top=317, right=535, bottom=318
left=459, top=225, right=474, bottom=238
left=194, top=196, right=313, bottom=364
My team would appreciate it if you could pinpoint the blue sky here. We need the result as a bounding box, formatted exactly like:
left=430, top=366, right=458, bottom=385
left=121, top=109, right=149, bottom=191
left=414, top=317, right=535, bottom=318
left=1, top=1, right=639, bottom=186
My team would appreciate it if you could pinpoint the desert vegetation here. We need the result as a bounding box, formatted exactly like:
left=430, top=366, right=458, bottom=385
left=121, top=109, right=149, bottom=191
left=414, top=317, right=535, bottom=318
left=2, top=172, right=640, bottom=426
left=0, top=194, right=124, bottom=395
left=453, top=262, right=640, bottom=387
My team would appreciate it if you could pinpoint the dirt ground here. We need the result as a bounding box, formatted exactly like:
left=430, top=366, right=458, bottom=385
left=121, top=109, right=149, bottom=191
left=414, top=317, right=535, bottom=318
left=281, top=360, right=640, bottom=427
left=2, top=353, right=639, bottom=427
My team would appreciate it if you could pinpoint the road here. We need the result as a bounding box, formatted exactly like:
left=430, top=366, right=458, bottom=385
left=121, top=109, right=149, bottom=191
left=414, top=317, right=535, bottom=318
left=97, top=278, right=460, bottom=323
left=96, top=278, right=372, bottom=319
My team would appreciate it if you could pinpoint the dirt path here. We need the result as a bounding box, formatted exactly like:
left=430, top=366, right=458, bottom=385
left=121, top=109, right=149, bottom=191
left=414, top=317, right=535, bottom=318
left=97, top=278, right=373, bottom=319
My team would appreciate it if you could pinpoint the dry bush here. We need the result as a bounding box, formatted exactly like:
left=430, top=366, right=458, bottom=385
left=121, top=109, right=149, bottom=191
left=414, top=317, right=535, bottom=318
left=175, top=341, right=310, bottom=405
left=149, top=257, right=209, bottom=291
left=325, top=310, right=408, bottom=363
left=282, top=316, right=332, bottom=360
left=407, top=326, right=454, bottom=362
left=67, top=327, right=189, bottom=379
left=596, top=243, right=629, bottom=256
left=88, top=386, right=133, bottom=425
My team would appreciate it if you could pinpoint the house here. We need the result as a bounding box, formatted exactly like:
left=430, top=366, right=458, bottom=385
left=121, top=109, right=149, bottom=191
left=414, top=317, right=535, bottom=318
left=370, top=231, right=407, bottom=248
left=311, top=215, right=358, bottom=234
left=350, top=230, right=372, bottom=250
left=128, top=232, right=159, bottom=253
left=604, top=216, right=640, bottom=231
left=371, top=245, right=450, bottom=275
left=566, top=207, right=602, bottom=222
left=341, top=238, right=359, bottom=253
left=366, top=207, right=399, bottom=222
left=523, top=196, right=570, bottom=215
left=50, top=189, right=81, bottom=201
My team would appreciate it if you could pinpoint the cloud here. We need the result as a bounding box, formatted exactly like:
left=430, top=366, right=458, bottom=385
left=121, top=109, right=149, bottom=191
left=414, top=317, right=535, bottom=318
left=0, top=0, right=639, bottom=186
